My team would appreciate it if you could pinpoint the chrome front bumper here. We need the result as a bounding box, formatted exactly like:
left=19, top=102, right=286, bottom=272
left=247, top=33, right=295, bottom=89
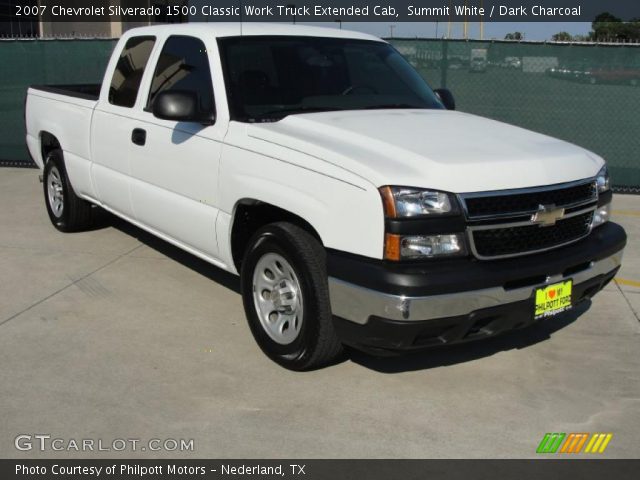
left=329, top=250, right=623, bottom=325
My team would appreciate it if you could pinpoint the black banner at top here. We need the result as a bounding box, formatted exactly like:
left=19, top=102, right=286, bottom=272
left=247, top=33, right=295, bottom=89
left=10, top=0, right=640, bottom=23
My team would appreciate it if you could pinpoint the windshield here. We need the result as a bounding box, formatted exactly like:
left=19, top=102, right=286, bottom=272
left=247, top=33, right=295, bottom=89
left=218, top=36, right=444, bottom=122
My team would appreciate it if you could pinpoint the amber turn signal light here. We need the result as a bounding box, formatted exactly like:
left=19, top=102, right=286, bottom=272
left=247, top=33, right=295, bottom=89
left=384, top=234, right=402, bottom=261
left=379, top=186, right=397, bottom=218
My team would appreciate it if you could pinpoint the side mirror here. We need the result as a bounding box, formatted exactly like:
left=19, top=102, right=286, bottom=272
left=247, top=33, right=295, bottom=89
left=434, top=88, right=456, bottom=111
left=152, top=90, right=215, bottom=125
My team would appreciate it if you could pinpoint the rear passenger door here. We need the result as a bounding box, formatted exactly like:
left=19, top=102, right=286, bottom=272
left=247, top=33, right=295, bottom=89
left=127, top=35, right=225, bottom=260
left=91, top=36, right=156, bottom=217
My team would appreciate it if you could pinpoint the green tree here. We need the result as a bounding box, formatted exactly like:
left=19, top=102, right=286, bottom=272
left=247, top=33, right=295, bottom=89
left=504, top=32, right=523, bottom=41
left=552, top=32, right=573, bottom=41
left=617, top=20, right=640, bottom=41
left=592, top=12, right=622, bottom=40
left=591, top=12, right=640, bottom=41
left=572, top=34, right=594, bottom=42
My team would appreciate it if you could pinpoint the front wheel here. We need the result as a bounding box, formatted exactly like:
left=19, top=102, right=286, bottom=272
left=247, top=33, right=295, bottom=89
left=240, top=222, right=343, bottom=370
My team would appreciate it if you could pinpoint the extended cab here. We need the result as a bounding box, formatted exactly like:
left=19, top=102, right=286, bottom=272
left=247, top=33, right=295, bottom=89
left=25, top=24, right=626, bottom=370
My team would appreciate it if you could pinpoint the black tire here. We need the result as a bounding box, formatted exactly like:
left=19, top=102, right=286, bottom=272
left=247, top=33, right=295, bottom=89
left=240, top=222, right=343, bottom=370
left=43, top=149, right=93, bottom=232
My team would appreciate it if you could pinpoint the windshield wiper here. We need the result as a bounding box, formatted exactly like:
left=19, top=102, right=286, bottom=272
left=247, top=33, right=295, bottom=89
left=251, top=106, right=345, bottom=121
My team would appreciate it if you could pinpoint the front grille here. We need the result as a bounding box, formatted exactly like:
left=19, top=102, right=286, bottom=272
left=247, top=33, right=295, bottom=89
left=471, top=211, right=593, bottom=258
left=464, top=181, right=597, bottom=219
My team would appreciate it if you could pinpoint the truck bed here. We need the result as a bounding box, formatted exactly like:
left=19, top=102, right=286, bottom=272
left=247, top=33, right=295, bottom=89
left=29, top=84, right=101, bottom=101
left=26, top=84, right=100, bottom=170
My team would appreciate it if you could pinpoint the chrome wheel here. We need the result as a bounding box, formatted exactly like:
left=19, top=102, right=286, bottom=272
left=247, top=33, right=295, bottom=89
left=47, top=166, right=64, bottom=218
left=252, top=253, right=303, bottom=345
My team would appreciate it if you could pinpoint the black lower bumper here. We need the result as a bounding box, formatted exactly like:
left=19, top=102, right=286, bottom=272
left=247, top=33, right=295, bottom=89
left=333, top=267, right=619, bottom=354
left=329, top=222, right=626, bottom=355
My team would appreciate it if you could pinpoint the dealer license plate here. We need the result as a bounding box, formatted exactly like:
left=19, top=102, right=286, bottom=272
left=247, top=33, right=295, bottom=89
left=534, top=280, right=573, bottom=320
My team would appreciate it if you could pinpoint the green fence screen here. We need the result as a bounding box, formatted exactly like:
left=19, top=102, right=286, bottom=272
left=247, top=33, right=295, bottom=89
left=1, top=38, right=638, bottom=190
left=389, top=38, right=640, bottom=191
left=0, top=38, right=116, bottom=164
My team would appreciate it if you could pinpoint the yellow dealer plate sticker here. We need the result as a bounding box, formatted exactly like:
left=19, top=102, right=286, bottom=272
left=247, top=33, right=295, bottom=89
left=535, top=281, right=573, bottom=319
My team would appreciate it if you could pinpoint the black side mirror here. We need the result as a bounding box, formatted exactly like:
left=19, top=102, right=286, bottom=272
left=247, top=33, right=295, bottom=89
left=434, top=88, right=456, bottom=111
left=152, top=90, right=215, bottom=125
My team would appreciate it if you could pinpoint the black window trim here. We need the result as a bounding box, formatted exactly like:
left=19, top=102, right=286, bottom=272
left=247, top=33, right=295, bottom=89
left=108, top=35, right=157, bottom=109
left=144, top=34, right=217, bottom=123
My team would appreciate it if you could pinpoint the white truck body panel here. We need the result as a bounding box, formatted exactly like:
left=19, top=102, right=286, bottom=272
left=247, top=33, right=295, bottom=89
left=247, top=109, right=603, bottom=193
left=25, top=90, right=96, bottom=169
left=221, top=121, right=384, bottom=259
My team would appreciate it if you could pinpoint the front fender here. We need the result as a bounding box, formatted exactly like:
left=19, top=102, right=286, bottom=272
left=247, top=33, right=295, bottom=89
left=219, top=143, right=385, bottom=261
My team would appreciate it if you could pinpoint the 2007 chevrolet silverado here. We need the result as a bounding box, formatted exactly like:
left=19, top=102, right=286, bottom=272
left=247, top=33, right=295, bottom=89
left=25, top=24, right=626, bottom=370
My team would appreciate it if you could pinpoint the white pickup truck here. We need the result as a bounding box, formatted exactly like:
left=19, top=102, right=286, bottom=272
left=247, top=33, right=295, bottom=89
left=25, top=24, right=626, bottom=370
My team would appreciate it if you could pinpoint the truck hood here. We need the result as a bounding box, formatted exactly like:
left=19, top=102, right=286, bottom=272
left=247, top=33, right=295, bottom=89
left=247, top=109, right=602, bottom=193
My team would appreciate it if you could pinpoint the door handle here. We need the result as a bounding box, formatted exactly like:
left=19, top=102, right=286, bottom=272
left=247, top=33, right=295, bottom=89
left=131, top=128, right=147, bottom=146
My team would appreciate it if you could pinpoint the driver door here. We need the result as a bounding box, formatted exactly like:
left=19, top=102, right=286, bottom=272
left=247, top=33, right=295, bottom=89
left=127, top=35, right=225, bottom=260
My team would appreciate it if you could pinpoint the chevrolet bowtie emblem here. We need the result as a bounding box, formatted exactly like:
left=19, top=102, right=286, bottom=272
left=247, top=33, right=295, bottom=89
left=531, top=204, right=566, bottom=226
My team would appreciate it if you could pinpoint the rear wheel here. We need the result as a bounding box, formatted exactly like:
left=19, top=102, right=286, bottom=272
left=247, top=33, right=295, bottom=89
left=240, top=222, right=343, bottom=370
left=43, top=149, right=93, bottom=232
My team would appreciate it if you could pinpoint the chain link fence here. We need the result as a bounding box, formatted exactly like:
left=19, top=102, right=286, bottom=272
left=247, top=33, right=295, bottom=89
left=389, top=38, right=640, bottom=192
left=1, top=37, right=638, bottom=191
left=0, top=38, right=116, bottom=167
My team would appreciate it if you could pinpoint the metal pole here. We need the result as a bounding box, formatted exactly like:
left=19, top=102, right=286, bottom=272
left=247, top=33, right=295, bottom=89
left=440, top=40, right=448, bottom=88
left=463, top=0, right=468, bottom=40
left=287, top=4, right=296, bottom=24
left=480, top=0, right=484, bottom=39
left=447, top=0, right=452, bottom=39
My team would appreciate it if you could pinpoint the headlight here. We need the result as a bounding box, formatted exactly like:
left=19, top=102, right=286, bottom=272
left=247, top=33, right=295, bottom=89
left=592, top=204, right=611, bottom=229
left=379, top=186, right=458, bottom=217
left=385, top=234, right=467, bottom=261
left=401, top=234, right=467, bottom=259
left=596, top=165, right=610, bottom=193
left=379, top=186, right=466, bottom=260
left=593, top=164, right=612, bottom=229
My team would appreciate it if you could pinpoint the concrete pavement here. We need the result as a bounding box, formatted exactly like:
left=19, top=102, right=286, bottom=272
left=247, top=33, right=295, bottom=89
left=1, top=168, right=638, bottom=459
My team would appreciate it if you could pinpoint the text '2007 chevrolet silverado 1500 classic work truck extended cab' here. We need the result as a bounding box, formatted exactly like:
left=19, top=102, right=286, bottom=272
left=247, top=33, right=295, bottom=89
left=25, top=24, right=626, bottom=370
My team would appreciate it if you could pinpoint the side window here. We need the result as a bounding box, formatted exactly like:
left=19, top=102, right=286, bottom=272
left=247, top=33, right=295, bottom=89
left=147, top=36, right=215, bottom=117
left=109, top=36, right=156, bottom=108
